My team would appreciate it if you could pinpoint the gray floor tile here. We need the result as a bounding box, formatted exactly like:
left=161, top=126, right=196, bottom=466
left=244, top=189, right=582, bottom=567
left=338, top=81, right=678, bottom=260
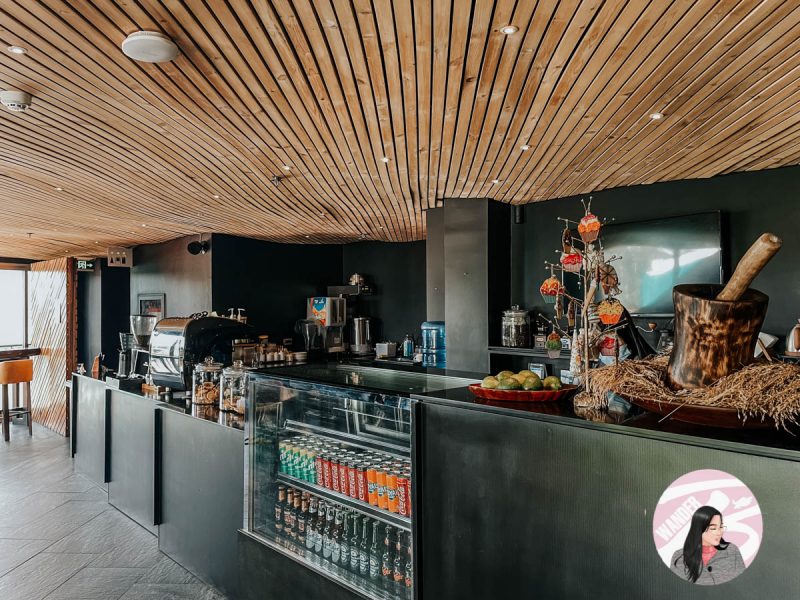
left=0, top=551, right=95, bottom=600
left=3, top=500, right=109, bottom=541
left=118, top=583, right=226, bottom=600
left=0, top=538, right=53, bottom=576
left=45, top=567, right=148, bottom=599
left=0, top=492, right=81, bottom=528
left=138, top=555, right=199, bottom=585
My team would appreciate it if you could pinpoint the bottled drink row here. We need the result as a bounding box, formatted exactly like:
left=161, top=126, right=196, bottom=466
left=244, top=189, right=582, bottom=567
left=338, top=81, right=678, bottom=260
left=279, top=434, right=412, bottom=517
left=274, top=486, right=413, bottom=595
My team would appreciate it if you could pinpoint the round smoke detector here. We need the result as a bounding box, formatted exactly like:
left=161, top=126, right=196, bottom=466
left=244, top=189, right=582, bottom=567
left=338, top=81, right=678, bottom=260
left=0, top=90, right=33, bottom=112
left=121, top=31, right=179, bottom=63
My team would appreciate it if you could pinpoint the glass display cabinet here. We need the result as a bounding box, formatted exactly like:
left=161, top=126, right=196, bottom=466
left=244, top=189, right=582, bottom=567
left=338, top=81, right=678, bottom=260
left=245, top=368, right=418, bottom=600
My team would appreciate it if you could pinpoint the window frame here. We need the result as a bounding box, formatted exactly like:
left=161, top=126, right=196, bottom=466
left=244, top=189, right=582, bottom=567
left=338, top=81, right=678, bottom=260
left=0, top=262, right=30, bottom=349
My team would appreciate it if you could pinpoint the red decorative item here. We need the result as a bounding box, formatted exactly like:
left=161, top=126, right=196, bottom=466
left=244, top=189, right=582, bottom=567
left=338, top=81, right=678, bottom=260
left=560, top=251, right=582, bottom=273
left=468, top=383, right=578, bottom=403
left=578, top=212, right=601, bottom=243
left=539, top=276, right=563, bottom=304
left=597, top=298, right=624, bottom=325
left=599, top=334, right=618, bottom=356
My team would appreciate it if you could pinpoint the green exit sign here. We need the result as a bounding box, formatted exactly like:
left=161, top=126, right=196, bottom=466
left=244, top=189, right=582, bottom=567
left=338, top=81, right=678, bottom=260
left=76, top=259, right=96, bottom=272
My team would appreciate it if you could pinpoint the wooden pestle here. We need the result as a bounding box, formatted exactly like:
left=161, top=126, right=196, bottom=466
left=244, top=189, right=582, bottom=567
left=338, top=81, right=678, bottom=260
left=716, top=233, right=782, bottom=301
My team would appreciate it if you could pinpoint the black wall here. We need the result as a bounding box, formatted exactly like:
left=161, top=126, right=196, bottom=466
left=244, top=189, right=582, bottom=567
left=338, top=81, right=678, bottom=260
left=77, top=260, right=130, bottom=371
left=211, top=234, right=343, bottom=343
left=425, top=208, right=445, bottom=321
left=131, top=235, right=212, bottom=317
left=512, top=165, right=800, bottom=336
left=342, top=240, right=427, bottom=343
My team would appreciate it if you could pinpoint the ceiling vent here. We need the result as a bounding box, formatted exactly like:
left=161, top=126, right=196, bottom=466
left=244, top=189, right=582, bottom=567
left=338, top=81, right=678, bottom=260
left=121, top=31, right=179, bottom=63
left=0, top=90, right=32, bottom=112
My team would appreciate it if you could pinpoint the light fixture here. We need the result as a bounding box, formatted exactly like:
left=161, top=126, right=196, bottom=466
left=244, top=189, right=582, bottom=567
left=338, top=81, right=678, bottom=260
left=381, top=157, right=389, bottom=163
left=7, top=46, right=27, bottom=55
left=501, top=25, right=518, bottom=35
left=282, top=165, right=291, bottom=171
left=649, top=112, right=664, bottom=120
left=121, top=31, right=179, bottom=63
left=491, top=179, right=500, bottom=184
left=304, top=235, right=310, bottom=239
left=54, top=186, right=63, bottom=191
left=141, top=223, right=147, bottom=227
left=212, top=194, right=220, bottom=199
left=521, top=144, right=531, bottom=151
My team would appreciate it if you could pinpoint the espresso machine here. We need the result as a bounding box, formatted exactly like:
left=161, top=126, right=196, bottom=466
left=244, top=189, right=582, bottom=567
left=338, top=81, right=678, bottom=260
left=306, top=297, right=347, bottom=353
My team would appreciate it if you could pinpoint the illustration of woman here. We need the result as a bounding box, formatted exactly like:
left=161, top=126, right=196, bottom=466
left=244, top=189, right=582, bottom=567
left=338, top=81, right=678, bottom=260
left=671, top=505, right=746, bottom=585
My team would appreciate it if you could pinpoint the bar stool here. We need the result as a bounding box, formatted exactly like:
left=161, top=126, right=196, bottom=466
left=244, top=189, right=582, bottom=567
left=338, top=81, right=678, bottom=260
left=1, top=359, right=33, bottom=442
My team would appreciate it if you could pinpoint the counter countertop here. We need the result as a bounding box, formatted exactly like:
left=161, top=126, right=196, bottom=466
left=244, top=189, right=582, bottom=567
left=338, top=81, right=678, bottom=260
left=413, top=385, right=800, bottom=460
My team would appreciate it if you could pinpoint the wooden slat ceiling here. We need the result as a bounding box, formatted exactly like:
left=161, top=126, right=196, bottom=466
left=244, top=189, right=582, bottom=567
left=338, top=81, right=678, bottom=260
left=1, top=1, right=799, bottom=259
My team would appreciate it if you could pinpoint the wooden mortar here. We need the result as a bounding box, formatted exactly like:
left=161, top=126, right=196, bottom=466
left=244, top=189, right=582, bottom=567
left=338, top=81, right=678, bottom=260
left=667, top=233, right=781, bottom=389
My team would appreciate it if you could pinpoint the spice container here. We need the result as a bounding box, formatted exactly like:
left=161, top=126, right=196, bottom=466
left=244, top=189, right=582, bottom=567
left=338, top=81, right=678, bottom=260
left=220, top=360, right=249, bottom=414
left=192, top=356, right=223, bottom=405
left=501, top=305, right=530, bottom=348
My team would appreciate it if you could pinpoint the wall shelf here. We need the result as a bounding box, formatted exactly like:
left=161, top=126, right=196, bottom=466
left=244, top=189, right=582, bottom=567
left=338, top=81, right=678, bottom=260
left=487, top=346, right=570, bottom=361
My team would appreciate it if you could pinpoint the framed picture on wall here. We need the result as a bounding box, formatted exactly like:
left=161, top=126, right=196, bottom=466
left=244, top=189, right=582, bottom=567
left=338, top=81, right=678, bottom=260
left=138, top=293, right=166, bottom=321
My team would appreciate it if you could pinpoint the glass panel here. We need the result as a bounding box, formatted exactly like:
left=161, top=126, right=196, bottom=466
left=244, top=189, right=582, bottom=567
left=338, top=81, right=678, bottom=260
left=0, top=270, right=25, bottom=348
left=248, top=375, right=413, bottom=600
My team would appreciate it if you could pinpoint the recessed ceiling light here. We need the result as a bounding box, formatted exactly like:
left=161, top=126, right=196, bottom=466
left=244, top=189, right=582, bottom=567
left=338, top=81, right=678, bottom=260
left=491, top=179, right=500, bottom=184
left=121, top=31, right=179, bottom=63
left=501, top=25, right=518, bottom=35
left=282, top=165, right=291, bottom=171
left=304, top=235, right=310, bottom=239
left=54, top=186, right=63, bottom=191
left=7, top=46, right=27, bottom=55
left=94, top=241, right=99, bottom=244
left=141, top=223, right=147, bottom=227
left=212, top=194, right=220, bottom=199
left=649, top=112, right=664, bottom=120
left=381, top=157, right=389, bottom=163
left=521, top=144, right=531, bottom=151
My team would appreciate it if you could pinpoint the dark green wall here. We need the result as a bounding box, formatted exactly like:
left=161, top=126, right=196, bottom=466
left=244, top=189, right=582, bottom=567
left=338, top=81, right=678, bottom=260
left=511, top=165, right=800, bottom=337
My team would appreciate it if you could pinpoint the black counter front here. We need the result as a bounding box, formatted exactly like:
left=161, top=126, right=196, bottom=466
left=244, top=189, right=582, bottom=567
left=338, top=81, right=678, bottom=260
left=413, top=386, right=800, bottom=600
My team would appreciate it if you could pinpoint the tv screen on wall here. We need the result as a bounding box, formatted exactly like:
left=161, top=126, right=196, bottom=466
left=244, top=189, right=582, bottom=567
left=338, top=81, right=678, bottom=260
left=600, top=212, right=723, bottom=316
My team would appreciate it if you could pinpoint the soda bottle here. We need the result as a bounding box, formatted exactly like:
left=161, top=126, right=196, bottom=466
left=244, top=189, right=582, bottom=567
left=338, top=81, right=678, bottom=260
left=289, top=491, right=300, bottom=540
left=297, top=494, right=309, bottom=546
left=349, top=514, right=361, bottom=572
left=331, top=508, right=343, bottom=563
left=274, top=485, right=286, bottom=533
left=314, top=500, right=325, bottom=554
left=381, top=525, right=395, bottom=585
left=283, top=489, right=294, bottom=536
left=304, top=497, right=317, bottom=550
left=394, top=531, right=406, bottom=589
left=322, top=504, right=334, bottom=559
left=369, top=520, right=380, bottom=580
left=340, top=512, right=351, bottom=570
left=359, top=517, right=370, bottom=576
left=404, top=538, right=413, bottom=593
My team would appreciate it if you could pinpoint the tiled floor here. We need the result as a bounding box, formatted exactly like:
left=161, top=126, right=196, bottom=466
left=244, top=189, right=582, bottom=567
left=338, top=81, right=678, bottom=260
left=0, top=420, right=229, bottom=600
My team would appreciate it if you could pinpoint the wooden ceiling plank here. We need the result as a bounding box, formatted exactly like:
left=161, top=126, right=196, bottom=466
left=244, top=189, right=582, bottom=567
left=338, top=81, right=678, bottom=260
left=413, top=0, right=432, bottom=208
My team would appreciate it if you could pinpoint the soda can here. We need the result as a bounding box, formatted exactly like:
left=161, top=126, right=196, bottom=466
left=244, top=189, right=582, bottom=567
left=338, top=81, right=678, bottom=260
left=355, top=462, right=368, bottom=502
left=278, top=441, right=288, bottom=473
left=347, top=462, right=358, bottom=498
left=338, top=460, right=349, bottom=495
left=331, top=457, right=342, bottom=492
left=386, top=471, right=399, bottom=513
left=396, top=472, right=409, bottom=517
left=305, top=448, right=317, bottom=483
left=375, top=465, right=388, bottom=510
left=315, top=453, right=325, bottom=485
left=366, top=464, right=379, bottom=506
left=322, top=454, right=332, bottom=489
left=403, top=468, right=412, bottom=517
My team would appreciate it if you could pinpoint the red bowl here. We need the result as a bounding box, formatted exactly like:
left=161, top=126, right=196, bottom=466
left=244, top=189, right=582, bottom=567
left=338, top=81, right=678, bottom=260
left=468, top=383, right=578, bottom=403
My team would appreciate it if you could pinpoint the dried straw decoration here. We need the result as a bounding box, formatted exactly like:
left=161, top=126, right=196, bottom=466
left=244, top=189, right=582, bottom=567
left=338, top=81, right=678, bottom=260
left=574, top=354, right=800, bottom=430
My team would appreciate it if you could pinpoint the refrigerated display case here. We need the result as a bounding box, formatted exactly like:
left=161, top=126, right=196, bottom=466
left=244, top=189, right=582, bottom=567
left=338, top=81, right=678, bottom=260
left=245, top=368, right=426, bottom=600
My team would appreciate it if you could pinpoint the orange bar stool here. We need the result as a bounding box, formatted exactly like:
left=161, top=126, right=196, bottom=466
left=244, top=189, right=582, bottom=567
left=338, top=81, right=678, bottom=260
left=1, top=359, right=33, bottom=442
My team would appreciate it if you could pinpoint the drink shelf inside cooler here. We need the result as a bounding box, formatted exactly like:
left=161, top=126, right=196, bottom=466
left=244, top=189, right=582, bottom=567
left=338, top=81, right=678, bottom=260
left=277, top=473, right=411, bottom=532
left=283, top=419, right=410, bottom=457
left=243, top=531, right=403, bottom=600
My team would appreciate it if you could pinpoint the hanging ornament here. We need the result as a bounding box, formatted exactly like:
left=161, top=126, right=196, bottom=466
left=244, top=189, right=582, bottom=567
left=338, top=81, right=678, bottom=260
left=555, top=294, right=564, bottom=319
left=546, top=331, right=562, bottom=358
left=561, top=227, right=574, bottom=253
left=598, top=262, right=620, bottom=295
left=597, top=297, right=625, bottom=325
left=599, top=333, right=618, bottom=357
left=567, top=299, right=576, bottom=328
left=559, top=250, right=583, bottom=273
left=578, top=200, right=601, bottom=244
left=539, top=266, right=564, bottom=304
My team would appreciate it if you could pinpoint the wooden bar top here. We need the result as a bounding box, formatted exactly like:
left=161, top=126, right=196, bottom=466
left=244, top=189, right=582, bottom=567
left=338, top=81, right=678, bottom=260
left=0, top=348, right=42, bottom=361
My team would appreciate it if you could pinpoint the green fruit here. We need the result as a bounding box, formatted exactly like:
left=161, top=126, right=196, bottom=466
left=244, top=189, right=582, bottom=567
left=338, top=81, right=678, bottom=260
left=517, top=369, right=535, bottom=379
left=481, top=376, right=500, bottom=389
left=523, top=376, right=543, bottom=391
left=498, top=379, right=522, bottom=390
left=542, top=376, right=562, bottom=391
left=496, top=370, right=515, bottom=381
left=512, top=373, right=528, bottom=385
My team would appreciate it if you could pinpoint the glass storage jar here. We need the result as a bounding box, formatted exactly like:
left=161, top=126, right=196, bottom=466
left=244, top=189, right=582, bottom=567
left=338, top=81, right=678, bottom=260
left=501, top=305, right=530, bottom=347
left=220, top=360, right=249, bottom=414
left=192, top=356, right=223, bottom=405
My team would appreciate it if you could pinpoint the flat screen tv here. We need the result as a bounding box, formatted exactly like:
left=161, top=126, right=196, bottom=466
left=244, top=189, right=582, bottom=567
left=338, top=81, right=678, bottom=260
left=600, top=212, right=723, bottom=317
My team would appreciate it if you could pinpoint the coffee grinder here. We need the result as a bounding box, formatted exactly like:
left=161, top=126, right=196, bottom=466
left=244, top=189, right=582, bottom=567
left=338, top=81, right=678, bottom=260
left=118, top=332, right=134, bottom=376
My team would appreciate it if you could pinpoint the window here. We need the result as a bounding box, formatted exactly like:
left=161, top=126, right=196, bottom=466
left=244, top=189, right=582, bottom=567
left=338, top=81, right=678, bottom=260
left=0, top=269, right=27, bottom=348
